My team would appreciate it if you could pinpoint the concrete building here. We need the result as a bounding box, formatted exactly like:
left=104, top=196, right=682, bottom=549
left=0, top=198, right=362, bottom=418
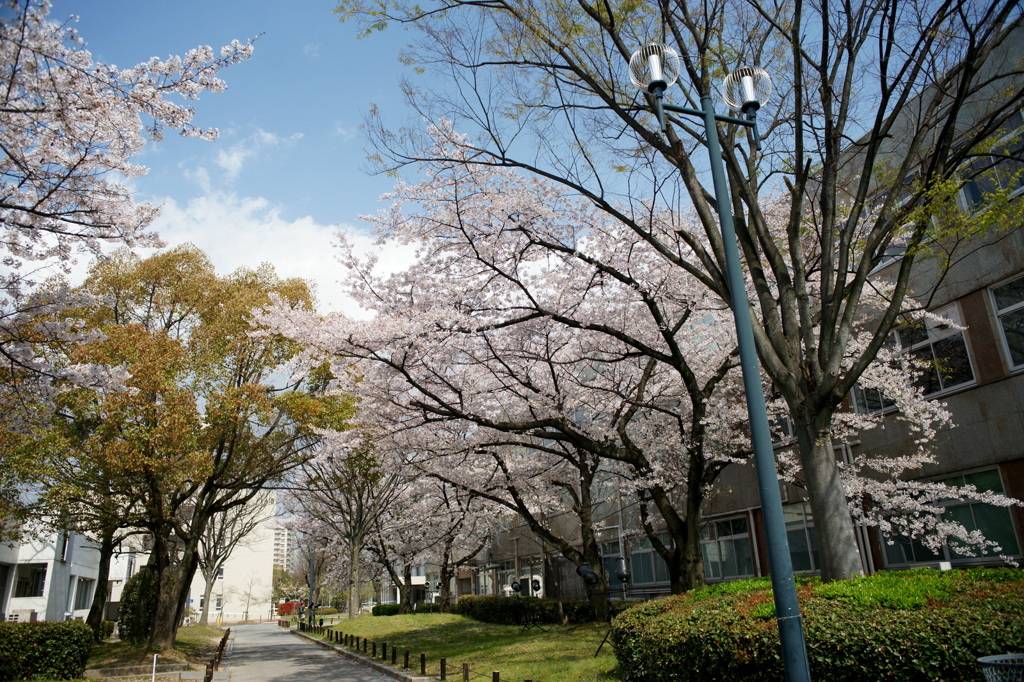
left=0, top=530, right=101, bottom=622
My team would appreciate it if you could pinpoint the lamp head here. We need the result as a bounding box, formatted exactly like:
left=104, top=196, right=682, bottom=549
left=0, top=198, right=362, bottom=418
left=628, top=43, right=680, bottom=95
left=615, top=556, right=631, bottom=584
left=576, top=564, right=600, bottom=586
left=722, top=65, right=772, bottom=115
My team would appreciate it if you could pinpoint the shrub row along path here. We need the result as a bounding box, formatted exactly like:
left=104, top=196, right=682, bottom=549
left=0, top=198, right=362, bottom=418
left=228, top=623, right=389, bottom=681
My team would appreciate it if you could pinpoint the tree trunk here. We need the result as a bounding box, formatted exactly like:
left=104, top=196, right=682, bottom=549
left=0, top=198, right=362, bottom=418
left=148, top=536, right=203, bottom=649
left=795, top=418, right=864, bottom=582
left=197, top=569, right=217, bottom=627
left=398, top=564, right=414, bottom=614
left=346, top=539, right=361, bottom=619
left=86, top=524, right=117, bottom=640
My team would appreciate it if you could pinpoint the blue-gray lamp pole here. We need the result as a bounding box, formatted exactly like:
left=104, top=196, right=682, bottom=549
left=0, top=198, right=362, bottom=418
left=629, top=44, right=812, bottom=682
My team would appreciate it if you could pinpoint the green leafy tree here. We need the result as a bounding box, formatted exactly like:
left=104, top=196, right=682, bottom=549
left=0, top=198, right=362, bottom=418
left=43, top=245, right=354, bottom=648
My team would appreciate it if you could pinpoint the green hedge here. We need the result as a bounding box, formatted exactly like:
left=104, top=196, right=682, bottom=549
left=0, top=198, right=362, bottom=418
left=454, top=595, right=625, bottom=625
left=371, top=603, right=445, bottom=616
left=611, top=568, right=1024, bottom=681
left=0, top=620, right=93, bottom=681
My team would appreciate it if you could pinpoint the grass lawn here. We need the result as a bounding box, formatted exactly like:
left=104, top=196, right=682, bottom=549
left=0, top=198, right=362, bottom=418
left=305, top=613, right=621, bottom=681
left=82, top=625, right=225, bottom=677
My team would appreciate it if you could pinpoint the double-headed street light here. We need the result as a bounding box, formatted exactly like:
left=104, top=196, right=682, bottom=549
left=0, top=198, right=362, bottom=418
left=628, top=44, right=811, bottom=682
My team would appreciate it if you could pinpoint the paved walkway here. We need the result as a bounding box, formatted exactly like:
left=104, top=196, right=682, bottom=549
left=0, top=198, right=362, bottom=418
left=227, top=623, right=389, bottom=681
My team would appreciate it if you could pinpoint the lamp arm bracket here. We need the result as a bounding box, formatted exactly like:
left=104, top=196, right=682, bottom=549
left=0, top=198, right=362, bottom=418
left=662, top=102, right=754, bottom=128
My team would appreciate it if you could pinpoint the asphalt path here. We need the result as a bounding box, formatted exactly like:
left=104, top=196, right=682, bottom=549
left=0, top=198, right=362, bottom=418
left=227, top=623, right=389, bottom=681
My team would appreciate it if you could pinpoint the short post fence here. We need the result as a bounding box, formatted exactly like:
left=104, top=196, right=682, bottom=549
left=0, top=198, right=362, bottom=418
left=302, top=627, right=535, bottom=682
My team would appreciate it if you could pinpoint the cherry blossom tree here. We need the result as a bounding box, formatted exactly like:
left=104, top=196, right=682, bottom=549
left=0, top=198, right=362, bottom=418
left=334, top=0, right=1024, bottom=581
left=266, top=147, right=1019, bottom=610
left=0, top=0, right=253, bottom=531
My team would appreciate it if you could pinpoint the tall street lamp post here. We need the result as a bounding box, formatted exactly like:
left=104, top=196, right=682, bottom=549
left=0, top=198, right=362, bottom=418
left=628, top=43, right=812, bottom=682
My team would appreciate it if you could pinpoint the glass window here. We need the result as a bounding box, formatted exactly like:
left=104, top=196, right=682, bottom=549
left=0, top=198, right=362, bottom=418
left=599, top=540, right=624, bottom=589
left=851, top=384, right=896, bottom=414
left=784, top=503, right=820, bottom=573
left=883, top=469, right=1021, bottom=566
left=895, top=304, right=975, bottom=395
left=992, top=275, right=1024, bottom=369
left=959, top=112, right=1024, bottom=212
left=496, top=560, right=515, bottom=595
left=701, top=517, right=755, bottom=581
left=629, top=535, right=670, bottom=586
left=14, top=564, right=46, bottom=598
left=74, top=578, right=94, bottom=611
left=474, top=569, right=493, bottom=595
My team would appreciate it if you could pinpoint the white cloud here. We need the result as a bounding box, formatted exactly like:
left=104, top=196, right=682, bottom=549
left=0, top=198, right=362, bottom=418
left=333, top=123, right=358, bottom=141
left=148, top=191, right=416, bottom=316
left=213, top=129, right=305, bottom=180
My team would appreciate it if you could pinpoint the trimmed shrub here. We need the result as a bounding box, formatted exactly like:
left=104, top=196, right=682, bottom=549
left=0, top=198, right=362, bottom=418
left=97, top=619, right=116, bottom=641
left=611, top=568, right=1024, bottom=681
left=117, top=567, right=159, bottom=643
left=454, top=595, right=622, bottom=625
left=372, top=604, right=402, bottom=616
left=0, top=620, right=93, bottom=681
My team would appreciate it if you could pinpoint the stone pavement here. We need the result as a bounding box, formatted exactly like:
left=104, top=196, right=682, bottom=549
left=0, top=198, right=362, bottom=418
left=226, top=622, right=393, bottom=681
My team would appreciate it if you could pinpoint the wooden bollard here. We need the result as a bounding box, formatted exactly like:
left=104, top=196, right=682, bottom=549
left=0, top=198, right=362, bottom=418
left=391, top=645, right=397, bottom=665
left=372, top=642, right=377, bottom=657
left=382, top=642, right=387, bottom=659
left=363, top=638, right=368, bottom=653
left=404, top=649, right=410, bottom=670
left=421, top=652, right=426, bottom=675
left=462, top=662, right=470, bottom=682
left=440, top=657, right=447, bottom=680
left=493, top=672, right=500, bottom=682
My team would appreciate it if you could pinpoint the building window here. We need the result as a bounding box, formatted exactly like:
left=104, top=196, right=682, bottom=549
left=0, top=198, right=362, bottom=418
left=496, top=560, right=516, bottom=595
left=14, top=564, right=46, bottom=598
left=702, top=517, right=755, bottom=581
left=883, top=469, right=1021, bottom=566
left=216, top=566, right=224, bottom=580
left=895, top=304, right=975, bottom=395
left=629, top=535, right=670, bottom=585
left=598, top=540, right=625, bottom=589
left=851, top=384, right=896, bottom=414
left=474, top=568, right=493, bottom=596
left=959, top=112, right=1024, bottom=212
left=73, top=578, right=94, bottom=611
left=785, top=503, right=820, bottom=573
left=992, top=274, right=1024, bottom=370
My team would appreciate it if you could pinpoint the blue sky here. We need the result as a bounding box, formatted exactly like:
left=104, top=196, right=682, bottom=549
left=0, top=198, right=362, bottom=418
left=49, top=0, right=420, bottom=312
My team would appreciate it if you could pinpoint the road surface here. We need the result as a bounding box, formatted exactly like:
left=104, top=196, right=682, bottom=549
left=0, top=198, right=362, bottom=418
left=228, top=623, right=389, bottom=681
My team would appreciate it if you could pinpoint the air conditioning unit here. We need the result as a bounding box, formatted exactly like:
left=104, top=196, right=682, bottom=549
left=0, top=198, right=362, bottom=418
left=9, top=610, right=38, bottom=622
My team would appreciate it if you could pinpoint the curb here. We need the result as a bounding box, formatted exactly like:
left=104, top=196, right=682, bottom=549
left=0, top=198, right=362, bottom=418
left=290, top=629, right=434, bottom=682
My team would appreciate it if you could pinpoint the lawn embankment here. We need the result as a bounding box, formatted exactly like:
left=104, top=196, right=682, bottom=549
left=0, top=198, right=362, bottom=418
left=306, top=613, right=620, bottom=681
left=82, top=625, right=225, bottom=680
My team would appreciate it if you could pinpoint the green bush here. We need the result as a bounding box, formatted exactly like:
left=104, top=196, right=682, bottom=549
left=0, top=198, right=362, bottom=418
left=0, top=620, right=93, bottom=681
left=611, top=568, right=1024, bottom=681
left=117, top=567, right=159, bottom=643
left=454, top=595, right=621, bottom=625
left=317, top=607, right=338, bottom=616
left=96, top=619, right=116, bottom=641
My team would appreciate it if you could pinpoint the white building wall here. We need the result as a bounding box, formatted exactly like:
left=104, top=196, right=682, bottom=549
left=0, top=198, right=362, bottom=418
left=187, top=495, right=278, bottom=623
left=1, top=531, right=101, bottom=622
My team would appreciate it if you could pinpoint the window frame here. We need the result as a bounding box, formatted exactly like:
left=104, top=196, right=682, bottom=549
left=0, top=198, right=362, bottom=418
left=990, top=273, right=1024, bottom=372
left=880, top=467, right=1022, bottom=568
left=894, top=303, right=976, bottom=397
left=957, top=111, right=1024, bottom=213
left=700, top=515, right=756, bottom=582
